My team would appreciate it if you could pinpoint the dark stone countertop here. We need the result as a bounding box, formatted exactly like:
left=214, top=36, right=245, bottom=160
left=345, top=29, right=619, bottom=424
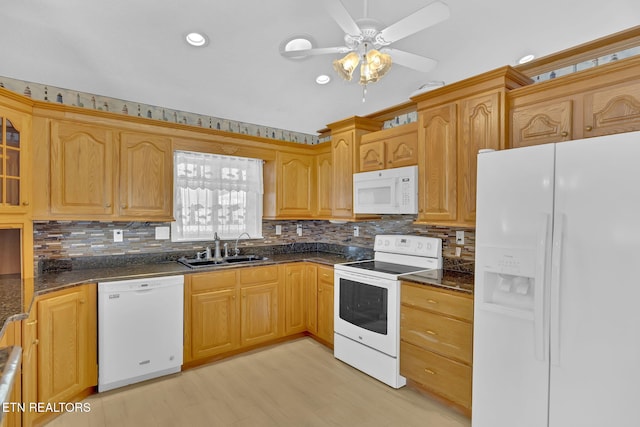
left=33, top=252, right=349, bottom=295
left=401, top=269, right=475, bottom=294
left=0, top=346, right=21, bottom=419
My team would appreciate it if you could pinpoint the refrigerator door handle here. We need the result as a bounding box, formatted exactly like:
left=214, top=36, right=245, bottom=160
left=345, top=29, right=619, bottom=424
left=534, top=213, right=551, bottom=361
left=550, top=212, right=565, bottom=366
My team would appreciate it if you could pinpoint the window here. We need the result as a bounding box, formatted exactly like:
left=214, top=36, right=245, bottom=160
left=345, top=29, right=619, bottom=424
left=171, top=150, right=263, bottom=241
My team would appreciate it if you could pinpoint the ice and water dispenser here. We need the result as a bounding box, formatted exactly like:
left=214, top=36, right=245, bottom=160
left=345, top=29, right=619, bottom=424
left=478, top=247, right=537, bottom=318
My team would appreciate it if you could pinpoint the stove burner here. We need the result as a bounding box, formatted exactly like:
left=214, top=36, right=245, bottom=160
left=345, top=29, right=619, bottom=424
left=342, top=260, right=429, bottom=276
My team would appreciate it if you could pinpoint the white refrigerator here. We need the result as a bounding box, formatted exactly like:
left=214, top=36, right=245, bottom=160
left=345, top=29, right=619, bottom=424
left=472, top=131, right=640, bottom=427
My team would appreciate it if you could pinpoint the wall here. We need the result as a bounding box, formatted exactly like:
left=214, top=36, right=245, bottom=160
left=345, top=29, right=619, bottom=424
left=33, top=217, right=474, bottom=273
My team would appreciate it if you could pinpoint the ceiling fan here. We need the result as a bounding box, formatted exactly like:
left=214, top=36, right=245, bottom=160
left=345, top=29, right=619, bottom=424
left=282, top=0, right=450, bottom=86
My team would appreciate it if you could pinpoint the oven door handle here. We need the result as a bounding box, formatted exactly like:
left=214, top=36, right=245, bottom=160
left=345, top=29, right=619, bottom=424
left=335, top=269, right=396, bottom=286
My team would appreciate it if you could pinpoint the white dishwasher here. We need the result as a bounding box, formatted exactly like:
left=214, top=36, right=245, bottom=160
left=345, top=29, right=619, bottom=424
left=98, top=275, right=184, bottom=392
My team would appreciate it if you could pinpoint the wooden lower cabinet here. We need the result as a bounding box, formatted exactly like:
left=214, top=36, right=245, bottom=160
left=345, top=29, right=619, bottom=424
left=400, top=281, right=473, bottom=413
left=284, top=264, right=307, bottom=335
left=19, top=284, right=97, bottom=426
left=184, top=270, right=239, bottom=362
left=316, top=266, right=334, bottom=345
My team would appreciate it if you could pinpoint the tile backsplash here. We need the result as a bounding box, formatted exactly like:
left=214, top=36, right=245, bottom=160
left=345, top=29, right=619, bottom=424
left=33, top=217, right=474, bottom=274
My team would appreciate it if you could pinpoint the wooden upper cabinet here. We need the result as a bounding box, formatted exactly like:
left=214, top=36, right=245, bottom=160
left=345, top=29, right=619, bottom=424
left=359, top=122, right=418, bottom=172
left=50, top=121, right=115, bottom=216
left=119, top=132, right=173, bottom=219
left=359, top=140, right=385, bottom=171
left=418, top=104, right=457, bottom=223
left=331, top=131, right=355, bottom=218
left=315, top=151, right=332, bottom=218
left=511, top=99, right=573, bottom=148
left=328, top=116, right=382, bottom=219
left=275, top=151, right=315, bottom=218
left=509, top=55, right=640, bottom=147
left=0, top=103, right=31, bottom=214
left=583, top=79, right=640, bottom=137
left=458, top=91, right=501, bottom=224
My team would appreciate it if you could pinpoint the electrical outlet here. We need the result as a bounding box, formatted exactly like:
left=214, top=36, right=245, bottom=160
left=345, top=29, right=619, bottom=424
left=456, top=230, right=465, bottom=245
left=455, top=247, right=462, bottom=257
left=155, top=226, right=170, bottom=240
left=353, top=226, right=360, bottom=237
left=275, top=225, right=282, bottom=235
left=296, top=224, right=302, bottom=236
left=113, top=229, right=123, bottom=243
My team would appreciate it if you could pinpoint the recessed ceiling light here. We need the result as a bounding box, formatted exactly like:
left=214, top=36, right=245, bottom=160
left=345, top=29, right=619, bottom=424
left=316, top=75, right=331, bottom=85
left=186, top=32, right=208, bottom=47
left=518, top=54, right=536, bottom=64
left=280, top=34, right=315, bottom=60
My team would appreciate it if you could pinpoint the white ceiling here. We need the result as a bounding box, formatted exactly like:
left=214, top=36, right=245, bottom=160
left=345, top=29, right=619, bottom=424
left=2, top=0, right=639, bottom=136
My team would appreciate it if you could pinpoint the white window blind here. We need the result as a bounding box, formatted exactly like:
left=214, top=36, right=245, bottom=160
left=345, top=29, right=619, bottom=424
left=171, top=150, right=263, bottom=241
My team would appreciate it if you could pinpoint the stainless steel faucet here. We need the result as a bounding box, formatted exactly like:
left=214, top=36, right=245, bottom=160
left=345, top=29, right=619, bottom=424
left=213, top=232, right=223, bottom=261
left=234, top=232, right=251, bottom=256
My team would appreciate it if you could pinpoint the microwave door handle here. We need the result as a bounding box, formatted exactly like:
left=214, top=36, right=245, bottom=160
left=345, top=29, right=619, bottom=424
left=391, top=177, right=399, bottom=207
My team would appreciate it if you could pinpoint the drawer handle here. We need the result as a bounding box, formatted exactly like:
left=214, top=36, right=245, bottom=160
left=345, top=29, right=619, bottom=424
left=585, top=125, right=593, bottom=132
left=560, top=131, right=569, bottom=137
left=26, top=320, right=37, bottom=326
left=427, top=299, right=438, bottom=304
left=424, top=368, right=436, bottom=375
left=426, top=330, right=437, bottom=336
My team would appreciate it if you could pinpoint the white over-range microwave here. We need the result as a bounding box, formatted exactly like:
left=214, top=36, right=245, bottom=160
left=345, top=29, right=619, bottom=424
left=353, top=165, right=418, bottom=214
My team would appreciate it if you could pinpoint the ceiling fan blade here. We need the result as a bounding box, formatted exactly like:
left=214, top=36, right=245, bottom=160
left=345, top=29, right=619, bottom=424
left=376, top=1, right=450, bottom=45
left=382, top=48, right=437, bottom=73
left=323, top=0, right=362, bottom=36
left=281, top=46, right=351, bottom=58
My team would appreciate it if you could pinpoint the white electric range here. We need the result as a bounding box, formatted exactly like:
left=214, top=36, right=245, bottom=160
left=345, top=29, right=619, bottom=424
left=333, top=234, right=443, bottom=388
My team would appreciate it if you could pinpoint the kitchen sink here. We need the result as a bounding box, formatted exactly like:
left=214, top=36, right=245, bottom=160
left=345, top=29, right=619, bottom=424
left=178, top=255, right=268, bottom=268
left=224, top=255, right=267, bottom=263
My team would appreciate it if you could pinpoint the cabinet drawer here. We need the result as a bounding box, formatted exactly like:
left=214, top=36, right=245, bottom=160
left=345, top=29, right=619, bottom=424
left=401, top=283, right=473, bottom=321
left=239, top=265, right=279, bottom=284
left=400, top=341, right=472, bottom=409
left=401, top=307, right=473, bottom=364
left=191, top=270, right=237, bottom=293
left=317, top=265, right=333, bottom=284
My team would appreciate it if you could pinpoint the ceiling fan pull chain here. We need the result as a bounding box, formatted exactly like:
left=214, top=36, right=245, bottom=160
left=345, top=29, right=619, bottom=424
left=362, top=84, right=367, bottom=103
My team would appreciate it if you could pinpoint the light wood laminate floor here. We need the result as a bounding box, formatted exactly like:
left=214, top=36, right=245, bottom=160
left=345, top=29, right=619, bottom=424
left=48, top=338, right=471, bottom=427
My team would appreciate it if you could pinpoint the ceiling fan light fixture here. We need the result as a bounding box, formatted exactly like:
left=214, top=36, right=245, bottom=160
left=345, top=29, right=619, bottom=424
left=366, top=49, right=392, bottom=78
left=333, top=51, right=360, bottom=81
left=279, top=34, right=315, bottom=60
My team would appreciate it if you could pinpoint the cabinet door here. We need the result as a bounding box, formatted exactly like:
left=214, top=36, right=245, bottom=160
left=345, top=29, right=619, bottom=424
left=359, top=141, right=385, bottom=171
left=277, top=152, right=314, bottom=217
left=37, top=285, right=97, bottom=404
left=511, top=100, right=573, bottom=148
left=0, top=106, right=31, bottom=213
left=284, top=264, right=307, bottom=335
left=418, top=104, right=457, bottom=223
left=583, top=80, right=640, bottom=137
left=50, top=121, right=115, bottom=216
left=191, top=287, right=239, bottom=359
left=119, top=132, right=173, bottom=219
left=459, top=92, right=502, bottom=224
left=305, top=264, right=318, bottom=335
left=316, top=266, right=334, bottom=345
left=315, top=152, right=333, bottom=218
left=240, top=282, right=279, bottom=346
left=331, top=131, right=355, bottom=218
left=385, top=132, right=418, bottom=169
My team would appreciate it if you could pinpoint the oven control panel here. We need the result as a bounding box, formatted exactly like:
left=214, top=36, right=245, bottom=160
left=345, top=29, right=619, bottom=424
left=374, top=235, right=442, bottom=258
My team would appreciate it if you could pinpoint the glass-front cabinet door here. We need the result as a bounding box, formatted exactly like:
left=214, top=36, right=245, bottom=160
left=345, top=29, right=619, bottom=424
left=0, top=107, right=30, bottom=213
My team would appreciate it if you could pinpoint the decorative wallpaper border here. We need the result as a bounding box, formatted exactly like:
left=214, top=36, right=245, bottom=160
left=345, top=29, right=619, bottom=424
left=0, top=75, right=320, bottom=145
